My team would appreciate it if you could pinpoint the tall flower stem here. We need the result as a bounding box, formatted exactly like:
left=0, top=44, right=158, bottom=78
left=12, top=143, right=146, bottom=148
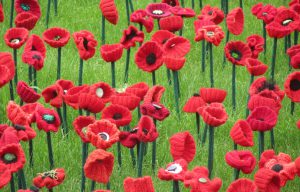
left=9, top=80, right=14, bottom=101
left=172, top=71, right=180, bottom=117
left=46, top=0, right=51, bottom=28
left=152, top=119, right=157, bottom=172
left=245, top=75, right=254, bottom=117
left=291, top=101, right=295, bottom=115
left=202, top=124, right=208, bottom=145
left=191, top=0, right=194, bottom=9
left=54, top=0, right=58, bottom=16
left=125, top=125, right=136, bottom=167
left=29, top=140, right=33, bottom=167
left=199, top=0, right=202, bottom=9
left=57, top=108, right=67, bottom=135
left=233, top=169, right=240, bottom=180
left=101, top=15, right=106, bottom=45
left=13, top=49, right=18, bottom=86
left=232, top=64, right=236, bottom=111
left=270, top=129, right=275, bottom=150
left=63, top=102, right=68, bottom=135
left=138, top=142, right=145, bottom=177
left=78, top=58, right=84, bottom=86
left=117, top=141, right=122, bottom=167
left=167, top=69, right=172, bottom=85
left=81, top=142, right=88, bottom=192
left=56, top=47, right=62, bottom=80
left=17, top=169, right=26, bottom=189
left=111, top=62, right=116, bottom=88
left=106, top=181, right=110, bottom=189
left=263, top=22, right=266, bottom=54
left=287, top=34, right=292, bottom=70
left=152, top=71, right=156, bottom=86
left=180, top=0, right=185, bottom=7
left=258, top=131, right=265, bottom=159
left=90, top=180, right=95, bottom=191
left=173, top=181, right=180, bottom=192
left=9, top=0, right=14, bottom=28
left=10, top=174, right=15, bottom=192
left=270, top=38, right=277, bottom=81
left=208, top=126, right=214, bottom=179
left=196, top=113, right=201, bottom=142
left=125, top=0, right=130, bottom=26
left=124, top=49, right=131, bottom=84
left=128, top=0, right=134, bottom=12
left=46, top=132, right=54, bottom=169
left=208, top=43, right=214, bottom=88
left=223, top=30, right=230, bottom=67
left=33, top=69, right=37, bottom=92
left=294, top=31, right=299, bottom=45
left=239, top=0, right=243, bottom=9
left=201, top=40, right=205, bottom=72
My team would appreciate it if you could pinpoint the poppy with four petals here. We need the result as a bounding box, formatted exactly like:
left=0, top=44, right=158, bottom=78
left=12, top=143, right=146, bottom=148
left=284, top=71, right=300, bottom=102
left=0, top=143, right=26, bottom=173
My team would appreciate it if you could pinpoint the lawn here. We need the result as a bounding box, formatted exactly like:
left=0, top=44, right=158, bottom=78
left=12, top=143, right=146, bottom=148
left=0, top=0, right=300, bottom=191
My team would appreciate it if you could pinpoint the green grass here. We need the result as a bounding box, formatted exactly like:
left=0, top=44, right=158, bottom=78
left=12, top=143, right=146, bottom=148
left=1, top=0, right=300, bottom=191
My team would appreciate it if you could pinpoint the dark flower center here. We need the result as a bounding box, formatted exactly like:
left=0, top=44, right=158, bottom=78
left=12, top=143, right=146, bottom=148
left=146, top=53, right=157, bottom=65
left=54, top=36, right=61, bottom=41
left=206, top=31, right=215, bottom=37
left=162, top=38, right=169, bottom=44
left=31, top=46, right=37, bottom=51
left=258, top=118, right=265, bottom=121
left=271, top=164, right=283, bottom=172
left=21, top=3, right=30, bottom=11
left=152, top=9, right=164, bottom=15
left=113, top=113, right=122, bottom=120
left=208, top=10, right=213, bottom=15
left=10, top=38, right=21, bottom=44
left=142, top=128, right=149, bottom=135
left=14, top=124, right=26, bottom=131
left=166, top=163, right=182, bottom=173
left=2, top=153, right=17, bottom=163
left=230, top=50, right=242, bottom=61
left=193, top=93, right=200, bottom=97
left=282, top=18, right=293, bottom=26
left=98, top=132, right=109, bottom=141
left=126, top=30, right=137, bottom=41
left=42, top=114, right=55, bottom=124
left=169, top=0, right=176, bottom=6
left=130, top=128, right=138, bottom=134
left=290, top=79, right=300, bottom=91
left=83, top=38, right=89, bottom=50
left=257, top=80, right=276, bottom=92
left=32, top=54, right=41, bottom=60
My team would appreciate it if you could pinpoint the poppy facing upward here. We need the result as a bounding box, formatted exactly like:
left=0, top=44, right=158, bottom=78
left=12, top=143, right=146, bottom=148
left=43, top=27, right=70, bottom=48
left=195, top=25, right=225, bottom=46
left=89, top=82, right=114, bottom=103
left=33, top=168, right=65, bottom=189
left=102, top=104, right=132, bottom=127
left=0, top=143, right=26, bottom=173
left=14, top=12, right=38, bottom=31
left=145, top=3, right=172, bottom=19
left=284, top=71, right=300, bottom=102
left=35, top=106, right=61, bottom=132
left=120, top=25, right=144, bottom=49
left=197, top=5, right=224, bottom=25
left=4, top=27, right=29, bottom=49
left=73, top=30, right=98, bottom=60
left=224, top=41, right=252, bottom=66
left=15, top=0, right=41, bottom=18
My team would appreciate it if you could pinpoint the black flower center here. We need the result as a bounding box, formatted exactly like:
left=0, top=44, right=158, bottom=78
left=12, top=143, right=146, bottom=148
left=42, top=114, right=55, bottom=124
left=258, top=118, right=265, bottom=121
left=169, top=0, right=176, bottom=6
left=230, top=50, right=242, bottom=61
left=152, top=103, right=162, bottom=110
left=126, top=30, right=137, bottom=41
left=130, top=128, right=138, bottom=134
left=2, top=153, right=17, bottom=164
left=21, top=3, right=30, bottom=11
left=282, top=18, right=293, bottom=26
left=258, top=80, right=276, bottom=92
left=142, top=128, right=149, bottom=135
left=193, top=93, right=200, bottom=97
left=113, top=113, right=122, bottom=120
left=54, top=36, right=61, bottom=41
left=162, top=38, right=169, bottom=44
left=83, top=38, right=89, bottom=50
left=290, top=79, right=300, bottom=91
left=146, top=53, right=157, bottom=65
left=208, top=10, right=213, bottom=15
left=271, top=164, right=283, bottom=172
left=14, top=124, right=26, bottom=131
left=32, top=54, right=41, bottom=60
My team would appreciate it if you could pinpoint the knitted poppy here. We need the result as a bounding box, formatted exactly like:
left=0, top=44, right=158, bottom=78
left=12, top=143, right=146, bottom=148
left=0, top=127, right=20, bottom=146
left=16, top=81, right=40, bottom=103
left=158, top=159, right=188, bottom=181
left=151, top=30, right=175, bottom=47
left=251, top=3, right=277, bottom=24
left=226, top=8, right=244, bottom=35
left=197, top=105, right=228, bottom=127
left=56, top=79, right=74, bottom=95
left=89, top=82, right=114, bottom=103
left=125, top=82, right=149, bottom=100
left=145, top=3, right=172, bottom=19
left=78, top=93, right=105, bottom=114
left=287, top=44, right=300, bottom=58
left=184, top=166, right=222, bottom=192
left=0, top=66, right=11, bottom=89
left=170, top=6, right=195, bottom=18
left=287, top=45, right=300, bottom=69
left=130, top=10, right=154, bottom=33
left=0, top=52, right=15, bottom=88
left=119, top=129, right=139, bottom=148
left=284, top=72, right=300, bottom=102
left=14, top=12, right=38, bottom=31
left=84, top=149, right=114, bottom=183
left=249, top=77, right=285, bottom=100
left=183, top=94, right=205, bottom=113
left=64, top=85, right=90, bottom=109
left=21, top=103, right=43, bottom=124
left=290, top=54, right=300, bottom=69
left=198, top=5, right=224, bottom=25
left=0, top=164, right=11, bottom=189
left=259, top=150, right=296, bottom=187
left=163, top=36, right=191, bottom=58
left=87, top=120, right=120, bottom=150
left=6, top=101, right=29, bottom=126
left=140, top=102, right=170, bottom=121
left=225, top=150, right=256, bottom=174
left=245, top=58, right=268, bottom=76
left=4, top=27, right=29, bottom=49
left=230, top=120, right=254, bottom=147
left=195, top=25, right=225, bottom=46
left=110, top=92, right=141, bottom=111
left=295, top=156, right=300, bottom=176
left=73, top=30, right=98, bottom=60
left=144, top=85, right=165, bottom=103
left=162, top=0, right=179, bottom=6
left=41, top=84, right=64, bottom=108
left=136, top=116, right=158, bottom=142
left=42, top=27, right=70, bottom=48
left=227, top=179, right=257, bottom=192
left=135, top=41, right=164, bottom=72
left=21, top=51, right=44, bottom=71
left=248, top=93, right=282, bottom=114
left=123, top=176, right=155, bottom=192
left=35, top=106, right=61, bottom=132
left=0, top=3, right=3, bottom=23
left=224, top=41, right=252, bottom=66
left=169, top=131, right=196, bottom=162
left=164, top=56, right=186, bottom=71
left=23, top=34, right=46, bottom=57
left=0, top=124, right=36, bottom=142
left=159, top=15, right=183, bottom=32
left=102, top=104, right=132, bottom=127
left=246, top=106, right=278, bottom=132
left=94, top=190, right=111, bottom=192
left=194, top=19, right=215, bottom=34
left=254, top=168, right=281, bottom=192
left=199, top=88, right=227, bottom=104
left=0, top=144, right=26, bottom=173
left=246, top=34, right=264, bottom=59
left=100, top=43, right=124, bottom=63
left=120, top=25, right=144, bottom=49
left=99, top=0, right=119, bottom=25
left=73, top=116, right=95, bottom=143
left=15, top=0, right=41, bottom=18
left=33, top=168, right=65, bottom=189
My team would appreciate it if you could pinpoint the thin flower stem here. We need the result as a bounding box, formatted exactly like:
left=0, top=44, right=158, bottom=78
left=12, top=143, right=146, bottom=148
left=117, top=142, right=122, bottom=167
left=180, top=0, right=185, bottom=7
left=47, top=132, right=54, bottom=169
left=239, top=0, right=243, bottom=9
left=17, top=171, right=22, bottom=189
left=258, top=131, right=265, bottom=159
left=128, top=0, right=134, bottom=12
left=48, top=189, right=53, bottom=192
left=13, top=49, right=18, bottom=86
left=209, top=43, right=214, bottom=88
left=106, top=181, right=110, bottom=189
left=29, top=140, right=34, bottom=167
left=57, top=47, right=61, bottom=80
left=111, top=62, right=116, bottom=88
left=33, top=68, right=37, bottom=92
left=287, top=34, right=292, bottom=70
left=81, top=142, right=88, bottom=192
left=90, top=180, right=96, bottom=191
left=223, top=29, right=230, bottom=67
left=125, top=125, right=136, bottom=167
left=102, top=15, right=106, bottom=45
left=137, top=105, right=141, bottom=119
left=271, top=38, right=277, bottom=81
left=167, top=69, right=172, bottom=85
left=173, top=181, right=180, bottom=192
left=9, top=80, right=14, bottom=101
left=202, top=124, right=208, bottom=145
left=57, top=108, right=67, bottom=135
left=199, top=0, right=202, bottom=9
left=172, top=71, right=180, bottom=117
left=191, top=0, right=194, bottom=9
left=232, top=64, right=236, bottom=111
left=54, top=0, right=58, bottom=16
left=10, top=174, right=15, bottom=192
left=270, top=129, right=275, bottom=150
left=138, top=142, right=145, bottom=177
left=233, top=169, right=240, bottom=180
left=28, top=66, right=33, bottom=85
left=125, top=0, right=130, bottom=26
left=78, top=58, right=84, bottom=86
left=18, top=169, right=26, bottom=189
left=291, top=101, right=295, bottom=115
left=157, top=19, right=161, bottom=30
left=46, top=0, right=51, bottom=28
left=263, top=22, right=267, bottom=54
left=9, top=0, right=14, bottom=28
left=124, top=49, right=131, bottom=84
left=152, top=119, right=157, bottom=172
left=196, top=113, right=201, bottom=142
left=294, top=31, right=299, bottom=45
left=152, top=71, right=156, bottom=86
left=63, top=102, right=68, bottom=135
left=201, top=40, right=205, bottom=72
left=245, top=75, right=254, bottom=117
left=208, top=126, right=214, bottom=179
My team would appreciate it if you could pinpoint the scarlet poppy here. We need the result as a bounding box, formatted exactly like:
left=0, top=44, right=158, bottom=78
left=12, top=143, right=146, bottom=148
left=4, top=27, right=29, bottom=49
left=151, top=30, right=175, bottom=47
left=64, top=85, right=90, bottom=109
left=0, top=164, right=11, bottom=189
left=43, top=27, right=70, bottom=48
left=164, top=56, right=186, bottom=71
left=23, top=34, right=46, bottom=57
left=0, top=66, right=11, bottom=89
left=56, top=79, right=74, bottom=94
left=251, top=3, right=277, bottom=24
left=78, top=93, right=105, bottom=114
left=287, top=45, right=300, bottom=69
left=159, top=15, right=183, bottom=32
left=14, top=12, right=38, bottom=31
left=184, top=166, right=222, bottom=192
left=89, top=82, right=114, bottom=103
left=21, top=103, right=43, bottom=124
left=230, top=120, right=254, bottom=147
left=33, top=168, right=65, bottom=189
left=135, top=41, right=164, bottom=72
left=195, top=25, right=225, bottom=46
left=136, top=116, right=158, bottom=142
left=0, top=52, right=15, bottom=88
left=226, top=8, right=244, bottom=35
left=130, top=10, right=154, bottom=33
left=158, top=159, right=188, bottom=181
left=123, top=176, right=155, bottom=192
left=162, top=0, right=179, bottom=6
left=125, top=82, right=149, bottom=100
left=144, top=85, right=165, bottom=103
left=87, top=120, right=120, bottom=150
left=16, top=81, right=41, bottom=103
left=42, top=84, right=64, bottom=108
left=110, top=92, right=141, bottom=111
left=140, top=102, right=170, bottom=121
left=249, top=77, right=285, bottom=100
left=102, top=104, right=132, bottom=127
left=197, top=5, right=224, bottom=25
left=287, top=44, right=300, bottom=58
left=73, top=115, right=95, bottom=143
left=6, top=101, right=29, bottom=126
left=73, top=30, right=98, bottom=60
left=170, top=6, right=195, bottom=18
left=246, top=34, right=264, bottom=59
left=295, top=156, right=300, bottom=176
left=145, top=3, right=172, bottom=19
left=225, top=41, right=252, bottom=66
left=194, top=19, right=215, bottom=34
left=290, top=0, right=300, bottom=6
left=284, top=71, right=300, bottom=102
left=119, top=129, right=139, bottom=148
left=227, top=179, right=257, bottom=192
left=120, top=25, right=144, bottom=49
left=0, top=124, right=36, bottom=142
left=0, top=3, right=3, bottom=23
left=254, top=168, right=281, bottom=192
left=248, top=93, right=282, bottom=114
left=100, top=43, right=124, bottom=63
left=163, top=36, right=191, bottom=58
left=197, top=105, right=228, bottom=127
left=245, top=58, right=268, bottom=76
left=94, top=190, right=111, bottom=192
left=84, top=149, right=114, bottom=183
left=0, top=143, right=26, bottom=173
left=99, top=0, right=119, bottom=25
left=183, top=94, right=206, bottom=113
left=169, top=131, right=196, bottom=163
left=225, top=150, right=256, bottom=174
left=15, top=0, right=41, bottom=18
left=21, top=50, right=44, bottom=71
left=35, top=106, right=61, bottom=132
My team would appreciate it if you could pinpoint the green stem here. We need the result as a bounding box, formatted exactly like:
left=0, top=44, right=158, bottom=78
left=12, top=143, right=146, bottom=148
left=172, top=71, right=180, bottom=117
left=234, top=169, right=240, bottom=180
left=9, top=0, right=14, bottom=28
left=208, top=126, right=214, bottom=179
left=232, top=64, right=236, bottom=111
left=33, top=68, right=37, bottom=92
left=90, top=181, right=95, bottom=191
left=287, top=34, right=292, bottom=70
left=233, top=142, right=237, bottom=150
left=270, top=129, right=275, bottom=150
left=46, top=0, right=51, bottom=28
left=111, top=62, right=116, bottom=88
left=13, top=49, right=18, bottom=86
left=258, top=131, right=264, bottom=159
left=201, top=40, right=205, bottom=72
left=191, top=0, right=194, bottom=9
left=78, top=58, right=83, bottom=86
left=106, top=181, right=110, bottom=189
left=124, top=49, right=131, bottom=84
left=152, top=140, right=156, bottom=171
left=294, top=31, right=299, bottom=45
left=137, top=105, right=141, bottom=119
left=167, top=68, right=172, bottom=85
left=57, top=47, right=61, bottom=80
left=117, top=142, right=122, bottom=167
left=10, top=174, right=15, bottom=192
left=196, top=113, right=201, bottom=142
left=271, top=38, right=277, bottom=81
left=199, top=0, right=202, bottom=8
left=54, top=0, right=58, bottom=16
left=17, top=171, right=22, bottom=189
left=202, top=124, right=208, bottom=145
left=9, top=80, right=14, bottom=101
left=291, top=101, right=295, bottom=115
left=263, top=22, right=266, bottom=54
left=173, top=181, right=180, bottom=192
left=46, top=132, right=54, bottom=169
left=246, top=75, right=254, bottom=117
left=81, top=142, right=88, bottom=192
left=239, top=0, right=243, bottom=9
left=29, top=140, right=33, bottom=167
left=28, top=66, right=32, bottom=85
left=157, top=19, right=161, bottom=30
left=223, top=29, right=230, bottom=67
left=18, top=169, right=26, bottom=189
left=209, top=43, right=214, bottom=88
left=125, top=0, right=130, bottom=25
left=63, top=102, right=68, bottom=135
left=152, top=71, right=156, bottom=86
left=138, top=142, right=145, bottom=177
left=128, top=0, right=134, bottom=12
left=102, top=15, right=106, bottom=45
left=180, top=0, right=185, bottom=7
left=57, top=108, right=67, bottom=135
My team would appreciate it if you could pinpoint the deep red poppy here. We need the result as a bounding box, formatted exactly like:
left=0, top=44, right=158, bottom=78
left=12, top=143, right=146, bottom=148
left=225, top=41, right=252, bottom=66
left=295, top=156, right=300, bottom=176
left=227, top=179, right=257, bottom=192
left=162, top=0, right=179, bottom=6
left=284, top=71, right=300, bottom=102
left=125, top=82, right=149, bottom=100
left=184, top=166, right=222, bottom=192
left=287, top=44, right=300, bottom=58
left=287, top=45, right=300, bottom=69
left=158, top=159, right=188, bottom=181
left=102, top=104, right=132, bottom=127
left=140, top=102, right=170, bottom=121
left=183, top=94, right=206, bottom=113
left=170, top=6, right=195, bottom=18
left=15, top=0, right=41, bottom=18
left=14, top=12, right=38, bottom=31
left=194, top=19, right=215, bottom=34
left=0, top=164, right=11, bottom=189
left=169, top=131, right=196, bottom=163
left=226, top=8, right=244, bottom=35
left=0, top=143, right=26, bottom=173
left=73, top=115, right=95, bottom=143
left=0, top=52, right=15, bottom=88
left=120, top=25, right=144, bottom=49
left=43, top=27, right=70, bottom=48
left=89, top=82, right=114, bottom=103
left=56, top=79, right=74, bottom=95
left=100, top=43, right=124, bottom=63
left=230, top=120, right=254, bottom=147
left=248, top=94, right=282, bottom=114
left=64, top=85, right=90, bottom=109
left=289, top=53, right=300, bottom=70
left=16, top=81, right=40, bottom=103
left=197, top=105, right=228, bottom=127
left=159, top=15, right=183, bottom=32
left=110, top=92, right=141, bottom=111
left=21, top=103, right=43, bottom=124
left=164, top=56, right=186, bottom=71
left=144, top=85, right=165, bottom=103
left=123, top=176, right=155, bottom=192
left=251, top=3, right=277, bottom=24
left=21, top=50, right=44, bottom=70
left=246, top=58, right=268, bottom=76
left=73, top=30, right=98, bottom=60
left=254, top=168, right=281, bottom=192
left=199, top=88, right=227, bottom=104
left=195, top=25, right=225, bottom=46
left=35, top=106, right=61, bottom=132
left=4, top=27, right=29, bottom=49
left=246, top=34, right=264, bottom=59
left=197, top=5, right=224, bottom=25
left=33, top=168, right=65, bottom=189
left=23, top=34, right=46, bottom=57
left=84, top=149, right=114, bottom=183
left=151, top=30, right=176, bottom=47
left=145, top=3, right=172, bottom=19
left=163, top=36, right=191, bottom=58
left=136, top=116, right=158, bottom=142
left=99, top=0, right=119, bottom=25
left=0, top=124, right=36, bottom=142
left=249, top=77, right=285, bottom=100
left=130, top=10, right=154, bottom=33
left=6, top=101, right=30, bottom=126
left=42, top=84, right=64, bottom=108
left=119, top=129, right=139, bottom=148
left=78, top=93, right=105, bottom=114
left=0, top=66, right=11, bottom=88
left=290, top=0, right=300, bottom=6
left=225, top=150, right=256, bottom=174
left=0, top=3, right=4, bottom=23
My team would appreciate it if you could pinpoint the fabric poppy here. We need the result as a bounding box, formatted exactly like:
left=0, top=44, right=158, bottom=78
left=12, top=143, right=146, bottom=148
left=130, top=10, right=154, bottom=33
left=43, top=27, right=70, bottom=48
left=284, top=72, right=300, bottom=102
left=195, top=25, right=225, bottom=46
left=287, top=45, right=300, bottom=69
left=16, top=81, right=40, bottom=103
left=100, top=43, right=124, bottom=63
left=225, top=41, right=252, bottom=66
left=164, top=56, right=186, bottom=71
left=144, top=85, right=166, bottom=103
left=15, top=0, right=41, bottom=18
left=119, top=129, right=139, bottom=148
left=120, top=25, right=144, bottom=49
left=197, top=5, right=224, bottom=25
left=251, top=3, right=277, bottom=24
left=159, top=15, right=183, bottom=32
left=125, top=82, right=149, bottom=100
left=73, top=115, right=95, bottom=143
left=4, top=27, right=29, bottom=49
left=78, top=93, right=105, bottom=114
left=194, top=19, right=215, bottom=34
left=249, top=77, right=285, bottom=100
left=287, top=44, right=300, bottom=58
left=140, top=102, right=170, bottom=121
left=295, top=156, right=300, bottom=176
left=0, top=3, right=4, bottom=23
left=230, top=120, right=254, bottom=147
left=226, top=178, right=257, bottom=192
left=21, top=103, right=43, bottom=124
left=0, top=124, right=36, bottom=142
left=184, top=166, right=222, bottom=192
left=183, top=94, right=206, bottom=113
left=35, top=106, right=61, bottom=132
left=14, top=12, right=38, bottom=31
left=110, top=92, right=141, bottom=111
left=0, top=66, right=11, bottom=88
left=0, top=164, right=11, bottom=189
left=226, top=8, right=244, bottom=35
left=94, top=190, right=111, bottom=192
left=246, top=34, right=264, bottom=59
left=158, top=158, right=188, bottom=181
left=123, top=176, right=155, bottom=192
left=56, top=79, right=74, bottom=95
left=254, top=168, right=281, bottom=192
left=84, top=149, right=114, bottom=183
left=64, top=85, right=90, bottom=109
left=136, top=116, right=158, bottom=142
left=0, top=52, right=15, bottom=88
left=33, top=168, right=65, bottom=189
left=89, top=82, right=114, bottom=103
left=246, top=58, right=268, bottom=76
left=225, top=150, right=256, bottom=174
left=73, top=30, right=98, bottom=60
left=0, top=143, right=26, bottom=173
left=170, top=6, right=195, bottom=18
left=145, top=3, right=172, bottom=19
left=99, top=0, right=119, bottom=25
left=135, top=41, right=164, bottom=72
left=163, top=36, right=191, bottom=58
left=248, top=93, right=282, bottom=114
left=42, top=84, right=64, bottom=108
left=23, top=34, right=46, bottom=57
left=102, top=104, right=132, bottom=127
left=197, top=105, right=228, bottom=127
left=151, top=30, right=176, bottom=47
left=169, top=131, right=196, bottom=163
left=6, top=101, right=29, bottom=126
left=87, top=120, right=120, bottom=150
left=162, top=0, right=179, bottom=6
left=0, top=128, right=19, bottom=146
left=22, top=51, right=44, bottom=71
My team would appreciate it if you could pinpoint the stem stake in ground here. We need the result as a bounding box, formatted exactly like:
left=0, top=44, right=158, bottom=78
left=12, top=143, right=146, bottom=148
left=46, top=132, right=54, bottom=169
left=232, top=64, right=236, bottom=111
left=124, top=49, right=131, bottom=84
left=208, top=126, right=214, bottom=179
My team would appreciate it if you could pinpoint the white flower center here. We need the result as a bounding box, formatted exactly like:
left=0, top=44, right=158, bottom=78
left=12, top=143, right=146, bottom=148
left=96, top=88, right=104, bottom=98
left=98, top=132, right=110, bottom=141
left=206, top=31, right=215, bottom=37
left=10, top=39, right=20, bottom=44
left=152, top=103, right=162, bottom=109
left=282, top=19, right=293, bottom=26
left=165, top=163, right=183, bottom=174
left=153, top=10, right=164, bottom=15
left=198, top=178, right=207, bottom=183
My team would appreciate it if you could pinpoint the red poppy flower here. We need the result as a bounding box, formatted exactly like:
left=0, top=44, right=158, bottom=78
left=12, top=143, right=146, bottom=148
left=225, top=150, right=256, bottom=174
left=145, top=3, right=172, bottom=19
left=284, top=71, right=300, bottom=102
left=164, top=56, right=186, bottom=71
left=0, top=164, right=11, bottom=189
left=99, top=0, right=119, bottom=25
left=162, top=0, right=179, bottom=6
left=24, top=34, right=46, bottom=57
left=22, top=51, right=44, bottom=71
left=6, top=101, right=30, bottom=126
left=14, top=12, right=38, bottom=31
left=0, top=143, right=26, bottom=173
left=287, top=44, right=300, bottom=58
left=230, top=120, right=254, bottom=147
left=197, top=5, right=224, bottom=25
left=73, top=30, right=98, bottom=60
left=73, top=115, right=95, bottom=143
left=123, top=176, right=155, bottom=192
left=100, top=43, right=124, bottom=63
left=0, top=52, right=15, bottom=88
left=0, top=66, right=11, bottom=89
left=15, top=0, right=41, bottom=18
left=4, top=27, right=29, bottom=49
left=194, top=19, right=215, bottom=33
left=42, top=84, right=64, bottom=108
left=251, top=3, right=277, bottom=24
left=184, top=166, right=222, bottom=192
left=295, top=156, right=300, bottom=176
left=163, top=36, right=191, bottom=58
left=287, top=45, right=300, bottom=69
left=226, top=8, right=244, bottom=35
left=0, top=124, right=36, bottom=142
left=254, top=168, right=281, bottom=192
left=43, top=27, right=70, bottom=48
left=110, top=92, right=141, bottom=111
left=35, top=106, right=61, bottom=132
left=64, top=85, right=90, bottom=109
left=158, top=159, right=188, bottom=181
left=197, top=105, right=228, bottom=127
left=125, top=82, right=149, bottom=100
left=84, top=149, right=114, bottom=183
left=102, top=104, right=132, bottom=127
left=183, top=94, right=206, bottom=113
left=94, top=190, right=111, bottom=192
left=159, top=15, right=183, bottom=32
left=119, top=129, right=139, bottom=148
left=120, top=25, right=144, bottom=49
left=89, top=82, right=114, bottom=103
left=249, top=77, right=285, bottom=100
left=248, top=93, right=282, bottom=114
left=78, top=93, right=105, bottom=114
left=136, top=116, right=158, bottom=142
left=170, top=6, right=195, bottom=18
left=246, top=34, right=264, bottom=59
left=169, top=131, right=196, bottom=162
left=246, top=106, right=278, bottom=132
left=227, top=179, right=257, bottom=192
left=130, top=10, right=154, bottom=33
left=151, top=30, right=176, bottom=47
left=200, top=88, right=227, bottom=104
left=56, top=79, right=74, bottom=94
left=87, top=120, right=120, bottom=150
left=140, top=102, right=170, bottom=121
left=21, top=103, right=43, bottom=124
left=144, top=85, right=165, bottom=103
left=33, top=168, right=65, bottom=189
left=0, top=3, right=4, bottom=23
left=135, top=41, right=164, bottom=73
left=225, top=41, right=252, bottom=66
left=246, top=58, right=268, bottom=76
left=16, top=81, right=40, bottom=103
left=195, top=25, right=225, bottom=46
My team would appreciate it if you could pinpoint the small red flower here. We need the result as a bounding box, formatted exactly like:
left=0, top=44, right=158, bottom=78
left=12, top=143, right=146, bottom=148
left=23, top=34, right=46, bottom=57
left=35, top=106, right=61, bottom=132
left=145, top=3, right=172, bottom=19
left=0, top=143, right=26, bottom=173
left=15, top=0, right=41, bottom=18
left=169, top=131, right=196, bottom=163
left=284, top=71, right=300, bottom=102
left=78, top=93, right=105, bottom=114
left=140, top=102, right=170, bottom=121
left=151, top=30, right=175, bottom=47
left=248, top=93, right=282, bottom=114
left=144, top=85, right=165, bottom=103
left=125, top=82, right=149, bottom=100
left=230, top=120, right=254, bottom=147
left=0, top=164, right=11, bottom=189
left=0, top=128, right=19, bottom=145
left=183, top=94, right=206, bottom=113
left=254, top=168, right=281, bottom=192
left=4, top=27, right=29, bottom=49
left=227, top=179, right=257, bottom=192
left=21, top=51, right=44, bottom=71
left=64, top=85, right=90, bottom=109
left=197, top=105, right=228, bottom=127
left=123, top=176, right=155, bottom=192
left=6, top=101, right=29, bottom=126
left=197, top=5, right=224, bottom=25
left=158, top=159, right=188, bottom=181
left=0, top=3, right=4, bottom=23
left=194, top=19, right=215, bottom=33
left=246, top=34, right=264, bottom=59
left=195, top=25, right=225, bottom=46
left=120, top=25, right=144, bottom=49
left=287, top=45, right=300, bottom=69
left=73, top=30, right=98, bottom=60
left=33, top=168, right=65, bottom=189
left=163, top=36, right=191, bottom=58
left=162, top=0, right=179, bottom=6
left=225, top=150, right=256, bottom=174
left=56, top=79, right=74, bottom=94
left=89, top=82, right=114, bottom=103
left=249, top=77, right=285, bottom=100
left=100, top=43, right=124, bottom=63
left=246, top=58, right=268, bottom=76
left=0, top=66, right=11, bottom=88
left=170, top=6, right=195, bottom=18
left=164, top=56, right=186, bottom=71
left=130, top=10, right=154, bottom=33
left=99, top=0, right=119, bottom=25
left=226, top=8, right=244, bottom=35
left=110, top=92, right=141, bottom=111
left=43, top=27, right=70, bottom=48
left=16, top=81, right=41, bottom=103
left=42, top=84, right=64, bottom=108
left=159, top=15, right=183, bottom=32
left=225, top=41, right=252, bottom=66
left=136, top=116, right=158, bottom=142
left=14, top=12, right=38, bottom=31
left=119, top=129, right=139, bottom=148
left=73, top=115, right=95, bottom=143
left=251, top=3, right=277, bottom=24
left=0, top=52, right=15, bottom=88
left=0, top=124, right=36, bottom=142
left=102, top=104, right=132, bottom=127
